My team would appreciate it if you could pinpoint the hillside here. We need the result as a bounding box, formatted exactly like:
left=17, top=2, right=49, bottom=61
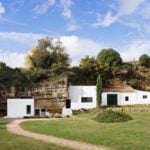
left=104, top=63, right=150, bottom=91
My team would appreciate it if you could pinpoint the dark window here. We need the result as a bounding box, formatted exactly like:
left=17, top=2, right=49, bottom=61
left=66, top=99, right=71, bottom=108
left=81, top=97, right=93, bottom=103
left=143, top=95, right=147, bottom=99
left=41, top=109, right=45, bottom=112
left=26, top=105, right=31, bottom=114
left=125, top=96, right=129, bottom=101
left=35, top=109, right=40, bottom=116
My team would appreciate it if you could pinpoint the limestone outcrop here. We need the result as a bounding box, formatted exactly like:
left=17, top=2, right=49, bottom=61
left=0, top=78, right=68, bottom=117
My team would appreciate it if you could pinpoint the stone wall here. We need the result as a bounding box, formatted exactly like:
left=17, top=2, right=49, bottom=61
left=0, top=78, right=68, bottom=117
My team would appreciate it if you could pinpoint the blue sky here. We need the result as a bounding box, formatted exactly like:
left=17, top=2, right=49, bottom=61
left=0, top=0, right=150, bottom=67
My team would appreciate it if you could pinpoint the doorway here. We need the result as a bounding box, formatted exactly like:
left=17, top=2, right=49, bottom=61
left=107, top=94, right=118, bottom=106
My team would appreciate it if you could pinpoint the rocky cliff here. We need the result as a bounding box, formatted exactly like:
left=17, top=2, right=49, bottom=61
left=0, top=78, right=68, bottom=117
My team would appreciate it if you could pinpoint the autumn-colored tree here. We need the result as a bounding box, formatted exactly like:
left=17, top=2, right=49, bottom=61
left=26, top=38, right=70, bottom=70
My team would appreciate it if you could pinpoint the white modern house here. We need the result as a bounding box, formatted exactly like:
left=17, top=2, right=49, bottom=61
left=7, top=98, right=34, bottom=118
left=101, top=82, right=150, bottom=106
left=6, top=85, right=150, bottom=118
left=68, top=86, right=96, bottom=110
left=68, top=85, right=150, bottom=108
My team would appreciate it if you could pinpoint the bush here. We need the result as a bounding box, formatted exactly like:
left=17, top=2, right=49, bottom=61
left=96, top=110, right=132, bottom=123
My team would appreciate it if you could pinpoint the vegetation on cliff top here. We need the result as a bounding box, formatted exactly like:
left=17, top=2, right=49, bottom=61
left=0, top=37, right=150, bottom=90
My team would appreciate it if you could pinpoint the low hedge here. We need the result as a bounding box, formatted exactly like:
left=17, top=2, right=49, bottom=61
left=96, top=110, right=132, bottom=123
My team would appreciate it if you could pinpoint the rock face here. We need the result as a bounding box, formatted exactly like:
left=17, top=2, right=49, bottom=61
left=0, top=78, right=68, bottom=117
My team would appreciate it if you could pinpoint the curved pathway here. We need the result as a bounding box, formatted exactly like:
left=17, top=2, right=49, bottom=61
left=7, top=119, right=110, bottom=150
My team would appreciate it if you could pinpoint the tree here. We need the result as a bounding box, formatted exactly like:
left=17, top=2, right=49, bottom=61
left=97, top=48, right=122, bottom=68
left=0, top=62, right=7, bottom=70
left=96, top=74, right=102, bottom=107
left=26, top=38, right=70, bottom=70
left=79, top=56, right=99, bottom=81
left=139, top=54, right=150, bottom=67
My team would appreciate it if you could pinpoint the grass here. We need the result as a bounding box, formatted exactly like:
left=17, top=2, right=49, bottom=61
left=96, top=110, right=132, bottom=123
left=0, top=119, right=73, bottom=150
left=22, top=109, right=150, bottom=150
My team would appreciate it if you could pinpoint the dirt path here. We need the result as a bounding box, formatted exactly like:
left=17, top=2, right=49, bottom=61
left=7, top=119, right=110, bottom=150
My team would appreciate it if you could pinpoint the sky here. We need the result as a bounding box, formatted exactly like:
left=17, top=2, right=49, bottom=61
left=0, top=0, right=150, bottom=68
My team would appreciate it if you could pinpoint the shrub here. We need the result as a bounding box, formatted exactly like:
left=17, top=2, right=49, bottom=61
left=96, top=110, right=132, bottom=123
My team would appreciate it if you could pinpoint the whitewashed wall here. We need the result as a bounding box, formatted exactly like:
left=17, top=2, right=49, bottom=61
left=102, top=90, right=150, bottom=106
left=7, top=99, right=34, bottom=118
left=69, top=86, right=96, bottom=110
left=135, top=90, right=150, bottom=104
left=101, top=92, right=137, bottom=106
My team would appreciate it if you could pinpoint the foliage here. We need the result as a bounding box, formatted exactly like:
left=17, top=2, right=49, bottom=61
left=79, top=56, right=99, bottom=80
left=96, top=74, right=102, bottom=107
left=0, top=64, right=29, bottom=88
left=26, top=38, right=70, bottom=70
left=127, top=79, right=141, bottom=89
left=96, top=110, right=132, bottom=123
left=139, top=54, right=150, bottom=67
left=97, top=48, right=122, bottom=68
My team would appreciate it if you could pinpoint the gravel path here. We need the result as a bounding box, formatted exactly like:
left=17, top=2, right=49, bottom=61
left=7, top=119, right=110, bottom=150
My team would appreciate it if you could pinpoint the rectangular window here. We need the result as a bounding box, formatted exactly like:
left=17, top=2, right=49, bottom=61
left=81, top=97, right=93, bottom=103
left=35, top=109, right=40, bottom=116
left=143, top=95, right=147, bottom=99
left=66, top=99, right=71, bottom=108
left=41, top=109, right=46, bottom=116
left=26, top=105, right=31, bottom=114
left=125, top=96, right=129, bottom=101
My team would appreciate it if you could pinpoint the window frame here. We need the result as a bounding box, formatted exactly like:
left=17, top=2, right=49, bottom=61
left=81, top=97, right=93, bottom=103
left=143, top=95, right=147, bottom=99
left=125, top=96, right=129, bottom=101
left=26, top=105, right=31, bottom=114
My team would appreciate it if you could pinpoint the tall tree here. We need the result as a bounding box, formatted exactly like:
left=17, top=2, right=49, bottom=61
left=97, top=48, right=122, bottom=68
left=139, top=54, right=150, bottom=67
left=26, top=38, right=70, bottom=70
left=96, top=74, right=102, bottom=107
left=79, top=56, right=99, bottom=80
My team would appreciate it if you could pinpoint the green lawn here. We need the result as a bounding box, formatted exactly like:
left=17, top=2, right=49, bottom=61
left=0, top=119, right=73, bottom=150
left=22, top=111, right=150, bottom=150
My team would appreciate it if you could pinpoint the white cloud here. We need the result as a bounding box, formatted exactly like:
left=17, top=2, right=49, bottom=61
left=94, top=0, right=145, bottom=27
left=119, top=0, right=145, bottom=15
left=67, top=24, right=80, bottom=31
left=121, top=39, right=150, bottom=62
left=0, top=32, right=45, bottom=43
left=60, top=0, right=73, bottom=19
left=93, top=12, right=119, bottom=27
left=1, top=32, right=150, bottom=68
left=139, top=2, right=150, bottom=19
left=34, top=0, right=56, bottom=15
left=0, top=2, right=5, bottom=17
left=60, top=36, right=105, bottom=66
left=0, top=51, right=26, bottom=68
left=0, top=32, right=105, bottom=67
left=0, top=32, right=45, bottom=68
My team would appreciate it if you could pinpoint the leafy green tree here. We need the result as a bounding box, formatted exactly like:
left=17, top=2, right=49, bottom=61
left=0, top=62, right=7, bottom=70
left=79, top=56, right=99, bottom=81
left=96, top=74, right=102, bottom=107
left=139, top=54, right=150, bottom=67
left=97, top=48, right=122, bottom=68
left=26, top=38, right=70, bottom=70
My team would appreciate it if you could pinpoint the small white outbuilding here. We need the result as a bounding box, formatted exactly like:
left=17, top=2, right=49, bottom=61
left=7, top=98, right=34, bottom=118
left=69, top=86, right=96, bottom=110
